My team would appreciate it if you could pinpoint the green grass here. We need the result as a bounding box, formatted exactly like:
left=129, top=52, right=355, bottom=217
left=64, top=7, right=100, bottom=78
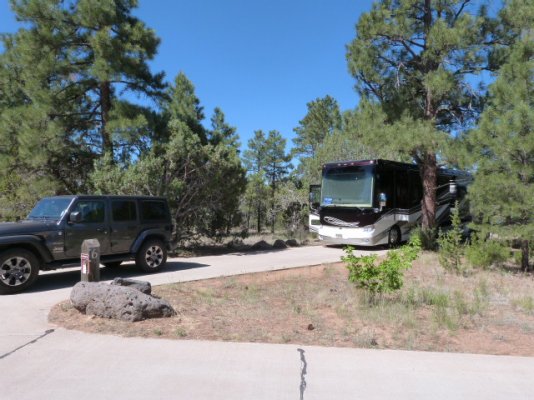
left=513, top=296, right=534, bottom=315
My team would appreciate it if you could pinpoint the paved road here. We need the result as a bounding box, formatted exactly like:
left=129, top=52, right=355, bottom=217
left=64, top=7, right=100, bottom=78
left=1, top=246, right=533, bottom=400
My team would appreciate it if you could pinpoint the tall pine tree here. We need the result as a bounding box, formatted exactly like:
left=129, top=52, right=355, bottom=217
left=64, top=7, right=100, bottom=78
left=264, top=130, right=292, bottom=233
left=468, top=0, right=534, bottom=271
left=7, top=0, right=165, bottom=162
left=346, top=0, right=496, bottom=242
left=243, top=130, right=269, bottom=232
left=293, top=95, right=342, bottom=159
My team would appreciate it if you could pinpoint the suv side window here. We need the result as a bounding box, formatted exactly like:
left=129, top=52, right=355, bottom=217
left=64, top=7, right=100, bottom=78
left=112, top=200, right=137, bottom=222
left=72, top=200, right=105, bottom=223
left=141, top=200, right=167, bottom=222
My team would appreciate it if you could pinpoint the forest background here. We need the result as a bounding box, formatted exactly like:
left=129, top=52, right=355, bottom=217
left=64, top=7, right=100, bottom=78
left=0, top=0, right=532, bottom=268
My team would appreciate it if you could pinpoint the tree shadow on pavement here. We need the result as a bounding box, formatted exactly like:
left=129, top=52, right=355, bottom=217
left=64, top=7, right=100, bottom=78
left=27, top=260, right=210, bottom=293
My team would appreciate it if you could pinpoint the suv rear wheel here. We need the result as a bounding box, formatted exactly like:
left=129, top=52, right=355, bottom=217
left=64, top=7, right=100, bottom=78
left=136, top=239, right=167, bottom=272
left=0, top=249, right=40, bottom=295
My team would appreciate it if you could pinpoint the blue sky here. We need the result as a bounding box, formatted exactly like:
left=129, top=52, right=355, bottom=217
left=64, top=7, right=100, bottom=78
left=0, top=0, right=374, bottom=152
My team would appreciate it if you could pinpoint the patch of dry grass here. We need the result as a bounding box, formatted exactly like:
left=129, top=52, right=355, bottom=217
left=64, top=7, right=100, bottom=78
left=49, top=251, right=534, bottom=356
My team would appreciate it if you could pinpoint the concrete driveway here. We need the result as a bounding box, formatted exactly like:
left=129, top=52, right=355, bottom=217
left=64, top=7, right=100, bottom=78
left=1, top=246, right=533, bottom=399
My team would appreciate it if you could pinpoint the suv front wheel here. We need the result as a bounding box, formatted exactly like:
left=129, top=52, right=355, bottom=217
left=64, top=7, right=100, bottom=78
left=136, top=239, right=167, bottom=272
left=0, top=249, right=40, bottom=295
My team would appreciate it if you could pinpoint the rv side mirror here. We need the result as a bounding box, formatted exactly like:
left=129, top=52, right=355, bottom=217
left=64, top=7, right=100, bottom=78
left=379, top=192, right=387, bottom=210
left=309, top=184, right=321, bottom=212
left=450, top=181, right=457, bottom=195
left=69, top=211, right=82, bottom=224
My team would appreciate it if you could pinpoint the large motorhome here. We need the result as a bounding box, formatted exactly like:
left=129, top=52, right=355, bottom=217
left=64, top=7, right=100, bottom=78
left=309, top=159, right=470, bottom=247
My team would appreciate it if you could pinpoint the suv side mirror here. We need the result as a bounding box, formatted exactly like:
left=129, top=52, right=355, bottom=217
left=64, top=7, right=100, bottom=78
left=69, top=211, right=82, bottom=224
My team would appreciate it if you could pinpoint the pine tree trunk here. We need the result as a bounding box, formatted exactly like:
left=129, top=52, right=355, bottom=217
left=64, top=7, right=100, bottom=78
left=421, top=152, right=437, bottom=232
left=271, top=184, right=276, bottom=234
left=521, top=240, right=530, bottom=272
left=100, top=81, right=113, bottom=158
left=256, top=205, right=261, bottom=234
left=271, top=187, right=275, bottom=234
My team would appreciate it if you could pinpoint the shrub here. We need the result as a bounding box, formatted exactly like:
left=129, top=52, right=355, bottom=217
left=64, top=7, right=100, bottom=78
left=465, top=234, right=509, bottom=269
left=437, top=202, right=464, bottom=273
left=342, top=236, right=421, bottom=295
left=419, top=227, right=438, bottom=251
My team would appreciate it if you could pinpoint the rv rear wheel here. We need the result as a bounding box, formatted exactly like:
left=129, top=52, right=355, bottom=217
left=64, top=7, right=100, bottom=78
left=388, top=226, right=401, bottom=248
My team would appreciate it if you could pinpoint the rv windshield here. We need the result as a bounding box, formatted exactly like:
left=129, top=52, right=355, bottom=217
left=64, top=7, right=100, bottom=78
left=321, top=165, right=374, bottom=207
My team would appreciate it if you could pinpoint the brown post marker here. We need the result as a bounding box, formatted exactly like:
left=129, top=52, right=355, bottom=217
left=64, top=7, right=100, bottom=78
left=81, top=239, right=101, bottom=282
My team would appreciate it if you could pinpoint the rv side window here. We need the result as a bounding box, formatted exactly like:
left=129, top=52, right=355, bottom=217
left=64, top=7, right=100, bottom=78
left=409, top=171, right=423, bottom=208
left=375, top=171, right=394, bottom=209
left=395, top=171, right=411, bottom=209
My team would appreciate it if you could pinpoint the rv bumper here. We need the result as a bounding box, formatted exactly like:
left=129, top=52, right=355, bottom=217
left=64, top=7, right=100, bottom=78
left=317, top=226, right=386, bottom=247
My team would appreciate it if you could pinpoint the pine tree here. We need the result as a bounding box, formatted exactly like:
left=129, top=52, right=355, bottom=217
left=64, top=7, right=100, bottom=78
left=346, top=0, right=496, bottom=242
left=468, top=0, right=534, bottom=271
left=264, top=130, right=292, bottom=233
left=209, top=107, right=240, bottom=148
left=243, top=130, right=292, bottom=233
left=75, top=0, right=165, bottom=159
left=7, top=0, right=165, bottom=162
left=242, top=172, right=269, bottom=233
left=207, top=108, right=244, bottom=235
left=0, top=0, right=165, bottom=216
left=164, top=72, right=206, bottom=143
left=1, top=12, right=87, bottom=212
left=90, top=72, right=246, bottom=242
left=293, top=95, right=342, bottom=159
left=243, top=130, right=269, bottom=232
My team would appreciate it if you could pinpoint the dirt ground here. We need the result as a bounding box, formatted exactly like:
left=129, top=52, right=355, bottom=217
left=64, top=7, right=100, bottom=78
left=49, top=252, right=534, bottom=356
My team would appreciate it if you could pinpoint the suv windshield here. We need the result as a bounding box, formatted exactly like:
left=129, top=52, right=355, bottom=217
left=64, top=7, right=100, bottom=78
left=27, top=198, right=72, bottom=221
left=321, top=165, right=374, bottom=207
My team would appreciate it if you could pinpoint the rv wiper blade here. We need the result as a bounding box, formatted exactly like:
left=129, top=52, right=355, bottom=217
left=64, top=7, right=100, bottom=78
left=321, top=204, right=362, bottom=212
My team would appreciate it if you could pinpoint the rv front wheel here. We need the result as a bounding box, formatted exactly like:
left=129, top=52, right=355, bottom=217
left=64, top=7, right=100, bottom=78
left=388, top=226, right=401, bottom=248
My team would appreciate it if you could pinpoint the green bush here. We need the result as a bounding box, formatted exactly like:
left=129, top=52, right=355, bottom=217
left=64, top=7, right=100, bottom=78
left=342, top=236, right=421, bottom=295
left=437, top=202, right=464, bottom=273
left=466, top=234, right=509, bottom=269
left=419, top=227, right=438, bottom=251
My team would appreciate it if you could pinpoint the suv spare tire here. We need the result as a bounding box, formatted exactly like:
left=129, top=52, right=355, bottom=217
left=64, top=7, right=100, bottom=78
left=136, top=239, right=167, bottom=272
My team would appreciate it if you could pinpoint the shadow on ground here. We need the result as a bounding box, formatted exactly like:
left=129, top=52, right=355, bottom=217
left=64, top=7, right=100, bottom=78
left=174, top=246, right=293, bottom=257
left=325, top=244, right=389, bottom=251
left=27, top=260, right=210, bottom=293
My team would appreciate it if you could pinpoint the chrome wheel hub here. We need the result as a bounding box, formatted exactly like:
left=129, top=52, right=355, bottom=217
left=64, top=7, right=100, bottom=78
left=145, top=246, right=163, bottom=268
left=1, top=257, right=32, bottom=287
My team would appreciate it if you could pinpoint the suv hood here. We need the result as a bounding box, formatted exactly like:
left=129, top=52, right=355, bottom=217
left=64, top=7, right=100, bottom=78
left=0, top=220, right=60, bottom=236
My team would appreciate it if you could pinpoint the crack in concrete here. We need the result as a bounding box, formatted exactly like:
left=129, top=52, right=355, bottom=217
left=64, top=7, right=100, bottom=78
left=297, top=348, right=307, bottom=400
left=0, top=329, right=55, bottom=360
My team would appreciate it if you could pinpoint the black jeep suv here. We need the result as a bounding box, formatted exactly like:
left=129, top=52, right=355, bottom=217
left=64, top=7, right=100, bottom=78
left=0, top=195, right=173, bottom=294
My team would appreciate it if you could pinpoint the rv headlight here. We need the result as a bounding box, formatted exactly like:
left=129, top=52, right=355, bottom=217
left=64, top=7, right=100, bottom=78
left=363, top=224, right=375, bottom=232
